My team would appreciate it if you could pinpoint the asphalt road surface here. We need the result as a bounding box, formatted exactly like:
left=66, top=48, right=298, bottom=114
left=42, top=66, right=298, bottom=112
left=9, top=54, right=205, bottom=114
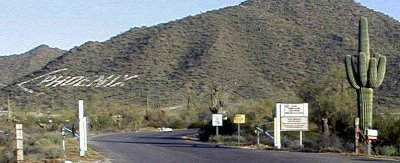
left=90, top=129, right=396, bottom=163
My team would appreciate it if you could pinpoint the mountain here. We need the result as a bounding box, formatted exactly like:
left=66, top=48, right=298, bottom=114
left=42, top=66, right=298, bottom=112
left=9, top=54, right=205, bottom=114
left=0, top=45, right=65, bottom=86
left=2, top=0, right=400, bottom=110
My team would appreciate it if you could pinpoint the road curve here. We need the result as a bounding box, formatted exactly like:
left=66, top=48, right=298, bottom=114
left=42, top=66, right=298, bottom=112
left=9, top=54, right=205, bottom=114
left=90, top=129, right=395, bottom=163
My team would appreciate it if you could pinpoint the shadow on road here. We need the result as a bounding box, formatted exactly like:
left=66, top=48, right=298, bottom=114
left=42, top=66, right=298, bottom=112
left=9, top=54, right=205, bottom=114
left=91, top=136, right=231, bottom=149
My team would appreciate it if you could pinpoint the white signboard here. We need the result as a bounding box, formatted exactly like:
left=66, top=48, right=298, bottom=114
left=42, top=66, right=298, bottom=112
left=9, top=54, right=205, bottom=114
left=366, top=129, right=378, bottom=140
left=367, top=129, right=378, bottom=137
left=281, top=117, right=308, bottom=131
left=275, top=103, right=309, bottom=149
left=281, top=103, right=308, bottom=117
left=212, top=114, right=223, bottom=126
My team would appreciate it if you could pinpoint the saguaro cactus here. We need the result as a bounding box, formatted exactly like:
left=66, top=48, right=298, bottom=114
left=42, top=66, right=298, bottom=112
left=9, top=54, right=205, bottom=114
left=345, top=17, right=387, bottom=132
left=209, top=84, right=223, bottom=114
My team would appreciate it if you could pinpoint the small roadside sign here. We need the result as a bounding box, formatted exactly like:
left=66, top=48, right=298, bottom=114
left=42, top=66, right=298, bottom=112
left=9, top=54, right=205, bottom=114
left=366, top=129, right=378, bottom=140
left=212, top=114, right=223, bottom=126
left=233, top=114, right=245, bottom=124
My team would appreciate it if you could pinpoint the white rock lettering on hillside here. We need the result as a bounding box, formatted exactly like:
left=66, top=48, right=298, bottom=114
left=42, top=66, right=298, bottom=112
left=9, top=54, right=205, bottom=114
left=17, top=69, right=138, bottom=93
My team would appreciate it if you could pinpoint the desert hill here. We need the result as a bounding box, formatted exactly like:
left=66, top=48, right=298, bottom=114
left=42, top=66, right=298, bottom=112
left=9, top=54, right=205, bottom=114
left=0, top=45, right=65, bottom=87
left=2, top=0, right=399, bottom=110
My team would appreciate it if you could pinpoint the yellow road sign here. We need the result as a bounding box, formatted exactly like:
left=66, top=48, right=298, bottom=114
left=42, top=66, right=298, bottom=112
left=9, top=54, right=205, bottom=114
left=234, top=114, right=245, bottom=124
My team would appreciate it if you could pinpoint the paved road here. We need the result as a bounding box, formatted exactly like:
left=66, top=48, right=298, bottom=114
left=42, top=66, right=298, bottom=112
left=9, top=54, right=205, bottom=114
left=90, top=129, right=395, bottom=163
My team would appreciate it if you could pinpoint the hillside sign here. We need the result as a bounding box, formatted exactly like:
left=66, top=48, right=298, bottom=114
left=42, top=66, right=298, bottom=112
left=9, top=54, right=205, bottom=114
left=17, top=69, right=138, bottom=93
left=274, top=103, right=308, bottom=149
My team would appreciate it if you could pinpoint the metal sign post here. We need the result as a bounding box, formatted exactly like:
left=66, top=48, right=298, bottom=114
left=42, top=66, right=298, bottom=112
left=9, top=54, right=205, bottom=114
left=238, top=124, right=240, bottom=144
left=300, top=131, right=303, bottom=147
left=78, top=100, right=87, bottom=157
left=62, top=127, right=66, bottom=151
left=256, top=130, right=260, bottom=145
left=83, top=116, right=88, bottom=151
left=274, top=103, right=281, bottom=149
left=233, top=114, right=245, bottom=144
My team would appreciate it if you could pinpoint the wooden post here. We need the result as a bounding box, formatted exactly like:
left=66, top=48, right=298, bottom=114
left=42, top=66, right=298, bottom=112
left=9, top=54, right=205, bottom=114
left=355, top=118, right=360, bottom=154
left=16, top=124, right=23, bottom=162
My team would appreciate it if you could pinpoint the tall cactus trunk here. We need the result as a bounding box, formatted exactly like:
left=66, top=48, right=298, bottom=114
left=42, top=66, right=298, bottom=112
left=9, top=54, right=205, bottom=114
left=357, top=88, right=373, bottom=132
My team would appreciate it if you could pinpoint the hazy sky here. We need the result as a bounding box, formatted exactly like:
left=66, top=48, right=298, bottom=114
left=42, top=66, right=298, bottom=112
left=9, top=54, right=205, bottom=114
left=0, top=0, right=399, bottom=56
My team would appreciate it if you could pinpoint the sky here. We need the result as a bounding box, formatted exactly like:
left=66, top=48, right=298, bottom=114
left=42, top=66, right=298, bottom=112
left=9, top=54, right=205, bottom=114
left=0, top=0, right=399, bottom=56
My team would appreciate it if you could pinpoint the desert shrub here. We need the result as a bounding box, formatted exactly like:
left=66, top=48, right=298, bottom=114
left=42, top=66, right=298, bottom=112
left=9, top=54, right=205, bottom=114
left=377, top=146, right=398, bottom=157
left=198, top=118, right=235, bottom=141
left=373, top=113, right=400, bottom=156
left=0, top=151, right=15, bottom=162
left=44, top=148, right=64, bottom=159
left=25, top=145, right=45, bottom=155
left=144, top=110, right=168, bottom=128
left=209, top=135, right=247, bottom=145
left=188, top=120, right=205, bottom=128
left=167, top=115, right=187, bottom=129
left=317, top=135, right=342, bottom=151
left=91, top=115, right=114, bottom=131
left=0, top=130, right=12, bottom=146
left=119, top=109, right=145, bottom=130
left=302, top=139, right=320, bottom=152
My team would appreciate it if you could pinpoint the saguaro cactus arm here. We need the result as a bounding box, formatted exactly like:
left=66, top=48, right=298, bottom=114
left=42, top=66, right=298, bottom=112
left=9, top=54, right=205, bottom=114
left=372, top=56, right=387, bottom=88
left=345, top=55, right=360, bottom=89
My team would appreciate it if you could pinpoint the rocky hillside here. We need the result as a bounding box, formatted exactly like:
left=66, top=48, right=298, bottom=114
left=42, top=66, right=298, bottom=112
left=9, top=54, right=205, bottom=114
left=0, top=45, right=65, bottom=86
left=2, top=0, right=399, bottom=109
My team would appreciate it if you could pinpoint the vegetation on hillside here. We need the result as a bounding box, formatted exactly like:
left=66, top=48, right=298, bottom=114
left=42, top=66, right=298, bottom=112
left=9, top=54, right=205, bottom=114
left=0, top=0, right=399, bottom=160
left=0, top=0, right=399, bottom=111
left=0, top=45, right=65, bottom=86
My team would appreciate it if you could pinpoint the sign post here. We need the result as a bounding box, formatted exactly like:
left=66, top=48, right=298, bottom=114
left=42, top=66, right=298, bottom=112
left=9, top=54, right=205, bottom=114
left=255, top=129, right=260, bottom=146
left=16, top=124, right=23, bottom=162
left=355, top=118, right=360, bottom=154
left=61, top=127, right=66, bottom=151
left=78, top=100, right=87, bottom=157
left=234, top=114, right=245, bottom=144
left=212, top=114, right=223, bottom=136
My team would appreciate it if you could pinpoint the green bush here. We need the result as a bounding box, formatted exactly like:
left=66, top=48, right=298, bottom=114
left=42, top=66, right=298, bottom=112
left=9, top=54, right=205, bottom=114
left=44, top=148, right=64, bottom=159
left=167, top=115, right=187, bottom=129
left=377, top=146, right=398, bottom=157
left=91, top=115, right=114, bottom=131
